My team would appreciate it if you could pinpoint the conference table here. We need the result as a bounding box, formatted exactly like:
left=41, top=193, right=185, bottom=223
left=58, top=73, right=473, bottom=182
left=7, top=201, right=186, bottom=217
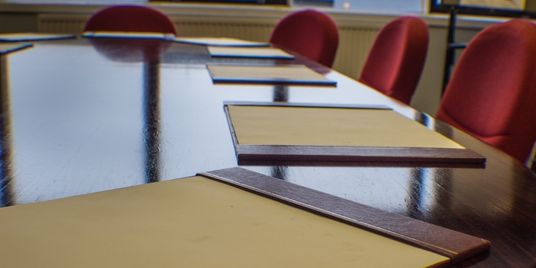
left=0, top=37, right=535, bottom=267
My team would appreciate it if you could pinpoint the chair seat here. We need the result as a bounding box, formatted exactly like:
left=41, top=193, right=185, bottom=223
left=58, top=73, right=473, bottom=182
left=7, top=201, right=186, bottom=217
left=437, top=19, right=536, bottom=163
left=359, top=16, right=429, bottom=105
left=84, top=5, right=176, bottom=35
left=270, top=9, right=339, bottom=68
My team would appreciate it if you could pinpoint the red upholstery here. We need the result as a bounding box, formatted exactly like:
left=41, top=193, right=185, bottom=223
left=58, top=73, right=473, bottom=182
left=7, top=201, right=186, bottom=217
left=437, top=19, right=536, bottom=163
left=359, top=17, right=428, bottom=105
left=84, top=5, right=176, bottom=35
left=270, top=9, right=339, bottom=68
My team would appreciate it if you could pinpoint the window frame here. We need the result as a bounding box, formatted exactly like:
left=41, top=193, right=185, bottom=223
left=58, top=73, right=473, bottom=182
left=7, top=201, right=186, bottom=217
left=429, top=0, right=536, bottom=18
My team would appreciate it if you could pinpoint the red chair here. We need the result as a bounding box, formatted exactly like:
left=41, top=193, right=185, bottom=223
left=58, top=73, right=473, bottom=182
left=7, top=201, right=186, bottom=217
left=84, top=5, right=176, bottom=35
left=359, top=16, right=429, bottom=105
left=437, top=19, right=536, bottom=163
left=270, top=9, right=339, bottom=68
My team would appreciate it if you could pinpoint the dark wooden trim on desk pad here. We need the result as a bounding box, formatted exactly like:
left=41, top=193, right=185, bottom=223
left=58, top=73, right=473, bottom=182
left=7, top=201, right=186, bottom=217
left=212, top=77, right=336, bottom=86
left=0, top=34, right=76, bottom=43
left=200, top=167, right=491, bottom=266
left=236, top=145, right=485, bottom=167
left=223, top=102, right=486, bottom=167
left=175, top=37, right=270, bottom=47
left=0, top=43, right=33, bottom=55
left=208, top=46, right=295, bottom=60
left=224, top=101, right=391, bottom=110
left=209, top=54, right=295, bottom=60
left=207, top=65, right=337, bottom=86
left=82, top=32, right=176, bottom=41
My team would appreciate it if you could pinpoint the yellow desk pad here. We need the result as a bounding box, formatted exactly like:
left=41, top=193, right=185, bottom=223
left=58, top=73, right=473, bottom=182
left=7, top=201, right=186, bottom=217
left=0, top=175, right=448, bottom=268
left=176, top=37, right=269, bottom=47
left=208, top=46, right=294, bottom=59
left=82, top=31, right=175, bottom=41
left=228, top=105, right=464, bottom=149
left=0, top=33, right=75, bottom=42
left=207, top=65, right=336, bottom=85
left=0, top=43, right=33, bottom=55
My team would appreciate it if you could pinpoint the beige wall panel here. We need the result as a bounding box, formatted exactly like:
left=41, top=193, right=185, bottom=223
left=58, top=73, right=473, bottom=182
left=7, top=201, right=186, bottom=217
left=37, top=14, right=86, bottom=33
left=333, top=26, right=378, bottom=81
left=174, top=21, right=273, bottom=42
left=0, top=13, right=38, bottom=33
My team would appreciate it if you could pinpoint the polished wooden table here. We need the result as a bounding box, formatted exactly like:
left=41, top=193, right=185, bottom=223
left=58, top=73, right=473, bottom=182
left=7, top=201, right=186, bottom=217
left=0, top=38, right=535, bottom=267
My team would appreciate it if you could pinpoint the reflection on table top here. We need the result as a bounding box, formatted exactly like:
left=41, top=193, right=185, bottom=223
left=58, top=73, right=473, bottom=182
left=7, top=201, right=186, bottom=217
left=0, top=38, right=535, bottom=267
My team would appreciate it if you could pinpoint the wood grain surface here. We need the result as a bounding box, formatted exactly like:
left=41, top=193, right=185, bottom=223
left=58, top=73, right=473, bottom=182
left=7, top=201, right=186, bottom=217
left=0, top=38, right=535, bottom=266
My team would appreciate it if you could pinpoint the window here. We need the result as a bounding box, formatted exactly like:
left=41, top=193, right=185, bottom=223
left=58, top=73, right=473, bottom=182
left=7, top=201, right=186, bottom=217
left=430, top=0, right=536, bottom=18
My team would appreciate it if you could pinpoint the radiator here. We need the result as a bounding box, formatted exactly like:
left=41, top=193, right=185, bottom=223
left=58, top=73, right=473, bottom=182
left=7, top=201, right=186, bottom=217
left=38, top=14, right=87, bottom=34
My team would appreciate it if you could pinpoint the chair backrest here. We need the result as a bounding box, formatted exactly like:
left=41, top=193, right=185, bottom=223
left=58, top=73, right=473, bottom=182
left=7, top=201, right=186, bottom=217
left=358, top=16, right=429, bottom=105
left=84, top=5, right=176, bottom=35
left=270, top=9, right=339, bottom=68
left=437, top=19, right=536, bottom=163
